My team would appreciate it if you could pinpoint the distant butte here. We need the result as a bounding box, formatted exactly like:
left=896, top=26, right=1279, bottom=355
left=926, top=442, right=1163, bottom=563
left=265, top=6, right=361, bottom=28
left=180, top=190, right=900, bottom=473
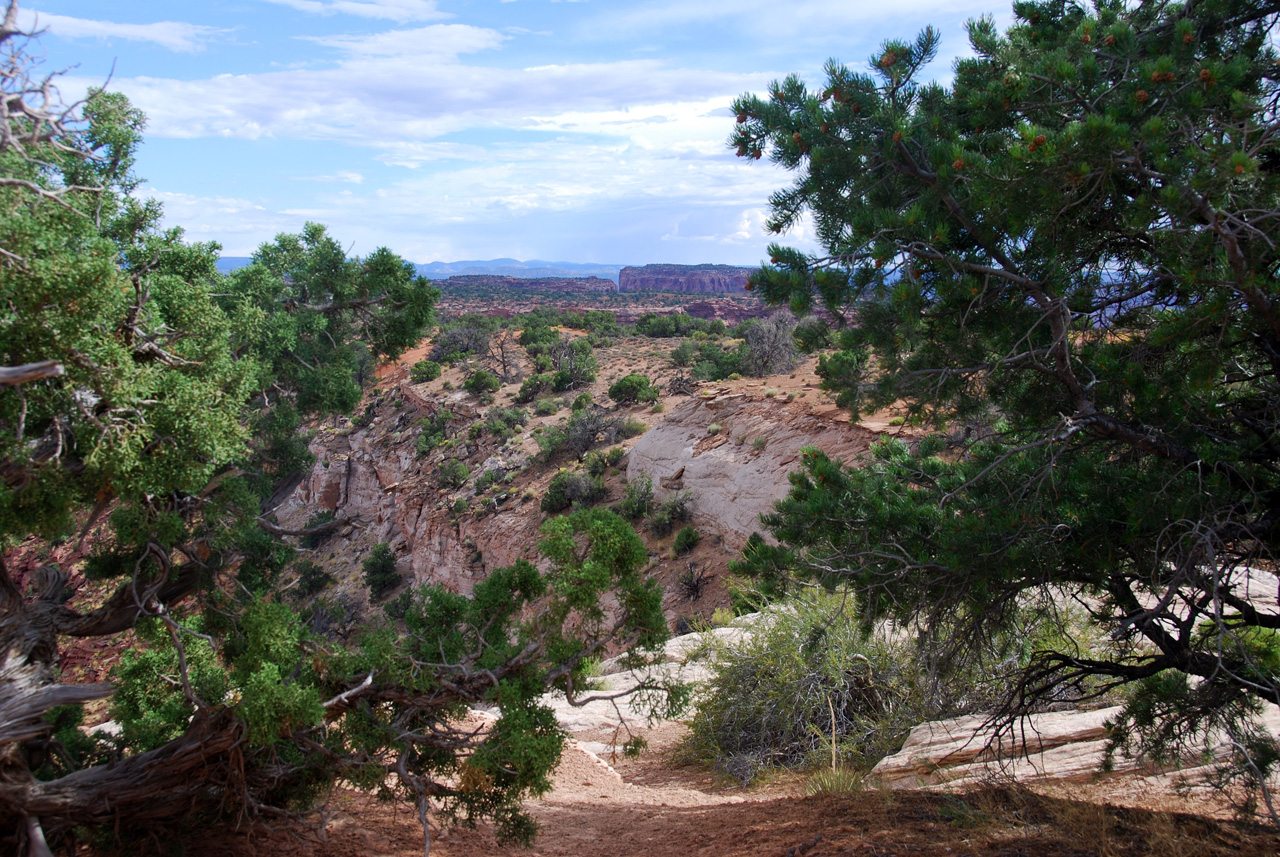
left=619, top=264, right=754, bottom=294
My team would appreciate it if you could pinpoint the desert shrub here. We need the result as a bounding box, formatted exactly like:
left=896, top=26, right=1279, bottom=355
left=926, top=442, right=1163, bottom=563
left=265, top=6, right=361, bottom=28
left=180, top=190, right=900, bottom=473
left=415, top=411, right=453, bottom=457
left=740, top=312, right=800, bottom=377
left=606, top=446, right=626, bottom=467
left=291, top=560, right=333, bottom=599
left=541, top=470, right=607, bottom=514
left=514, top=373, right=554, bottom=404
left=485, top=405, right=527, bottom=439
left=410, top=360, right=442, bottom=383
left=537, top=409, right=642, bottom=461
left=635, top=312, right=725, bottom=338
left=674, top=526, right=701, bottom=555
left=792, top=316, right=830, bottom=353
left=464, top=369, right=500, bottom=398
left=475, top=468, right=503, bottom=493
left=671, top=339, right=697, bottom=368
left=707, top=423, right=722, bottom=435
left=437, top=458, right=470, bottom=489
left=533, top=398, right=559, bottom=416
left=429, top=321, right=491, bottom=363
left=363, top=542, right=400, bottom=599
left=647, top=491, right=692, bottom=536
left=583, top=450, right=608, bottom=478
left=608, top=373, right=660, bottom=405
left=299, top=510, right=336, bottom=550
left=683, top=592, right=998, bottom=783
left=617, top=475, right=654, bottom=520
left=572, top=392, right=593, bottom=411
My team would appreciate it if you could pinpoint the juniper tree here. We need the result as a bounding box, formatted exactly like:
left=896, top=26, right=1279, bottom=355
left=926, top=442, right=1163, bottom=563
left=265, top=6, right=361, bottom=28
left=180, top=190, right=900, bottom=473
left=731, top=0, right=1280, bottom=811
left=0, top=3, right=675, bottom=852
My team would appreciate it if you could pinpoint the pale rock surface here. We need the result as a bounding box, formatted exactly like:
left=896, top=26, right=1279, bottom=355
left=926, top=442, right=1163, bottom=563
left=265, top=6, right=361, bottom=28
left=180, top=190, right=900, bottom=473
left=626, top=394, right=880, bottom=549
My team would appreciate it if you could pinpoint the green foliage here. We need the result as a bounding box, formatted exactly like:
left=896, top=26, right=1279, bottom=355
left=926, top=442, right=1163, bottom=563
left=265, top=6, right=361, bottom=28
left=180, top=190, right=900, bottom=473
left=536, top=408, right=642, bottom=461
left=514, top=373, right=554, bottom=404
left=410, top=360, right=442, bottom=383
left=485, top=406, right=527, bottom=439
left=647, top=491, right=692, bottom=536
left=673, top=526, right=701, bottom=555
left=608, top=373, right=661, bottom=405
left=542, top=469, right=607, bottom=514
left=416, top=410, right=454, bottom=457
left=684, top=593, right=1001, bottom=784
left=730, top=0, right=1280, bottom=804
left=571, top=392, right=593, bottom=411
left=292, top=560, right=334, bottom=599
left=635, top=312, right=726, bottom=338
left=299, top=510, right=336, bottom=550
left=616, top=475, right=654, bottom=520
left=464, top=369, right=501, bottom=398
left=437, top=458, right=471, bottom=490
left=359, top=543, right=398, bottom=599
left=671, top=339, right=698, bottom=368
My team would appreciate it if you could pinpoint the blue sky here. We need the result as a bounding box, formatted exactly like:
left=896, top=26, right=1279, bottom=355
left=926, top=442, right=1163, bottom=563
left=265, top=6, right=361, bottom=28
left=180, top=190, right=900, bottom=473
left=21, top=0, right=1009, bottom=265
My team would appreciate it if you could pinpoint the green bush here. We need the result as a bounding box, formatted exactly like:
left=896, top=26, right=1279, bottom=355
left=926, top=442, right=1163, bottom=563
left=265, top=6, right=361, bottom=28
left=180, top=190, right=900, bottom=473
left=437, top=458, right=470, bottom=489
left=608, top=373, right=660, bottom=406
left=363, top=542, right=400, bottom=599
left=671, top=339, right=697, bottom=368
left=606, top=446, right=626, bottom=467
left=674, top=526, right=701, bottom=555
left=617, top=475, right=654, bottom=520
left=514, top=373, right=554, bottom=404
left=583, top=450, right=608, bottom=478
left=464, top=369, right=500, bottom=398
left=572, top=392, right=593, bottom=411
left=542, top=470, right=607, bottom=514
left=647, top=491, right=692, bottom=536
left=485, top=405, right=527, bottom=439
left=683, top=592, right=999, bottom=784
left=533, top=397, right=559, bottom=416
left=410, top=360, right=442, bottom=383
left=416, top=411, right=452, bottom=457
left=291, top=560, right=333, bottom=599
left=475, top=468, right=503, bottom=493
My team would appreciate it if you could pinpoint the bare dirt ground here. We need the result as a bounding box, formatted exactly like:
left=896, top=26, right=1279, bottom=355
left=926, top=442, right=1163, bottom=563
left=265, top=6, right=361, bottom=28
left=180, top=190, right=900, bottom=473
left=194, top=722, right=1280, bottom=857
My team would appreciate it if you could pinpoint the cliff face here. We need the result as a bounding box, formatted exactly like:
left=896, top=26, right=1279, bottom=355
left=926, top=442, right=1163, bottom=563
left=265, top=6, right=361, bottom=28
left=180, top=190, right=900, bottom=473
left=618, top=264, right=754, bottom=294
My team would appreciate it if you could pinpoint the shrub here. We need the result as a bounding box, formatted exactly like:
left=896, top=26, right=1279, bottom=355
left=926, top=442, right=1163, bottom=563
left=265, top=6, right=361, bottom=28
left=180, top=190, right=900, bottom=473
left=671, top=340, right=697, bottom=368
left=608, top=373, right=660, bottom=406
left=674, top=526, right=701, bottom=555
left=363, top=542, right=400, bottom=599
left=683, top=592, right=999, bottom=783
left=464, top=369, right=500, bottom=398
left=485, top=406, right=527, bottom=439
left=617, top=475, right=654, bottom=520
left=651, top=402, right=665, bottom=413
left=437, top=458, right=470, bottom=489
left=291, top=560, right=333, bottom=599
left=537, top=409, right=642, bottom=461
left=429, top=320, right=492, bottom=363
left=707, top=423, right=722, bottom=435
left=541, top=470, right=607, bottom=514
left=410, top=360, right=442, bottom=383
left=583, top=450, right=608, bottom=478
left=572, top=392, right=593, bottom=411
left=415, top=411, right=452, bottom=457
left=475, top=468, right=502, bottom=493
left=647, top=491, right=692, bottom=536
left=514, top=373, right=554, bottom=404
left=605, top=446, right=626, bottom=467
left=533, top=397, right=559, bottom=416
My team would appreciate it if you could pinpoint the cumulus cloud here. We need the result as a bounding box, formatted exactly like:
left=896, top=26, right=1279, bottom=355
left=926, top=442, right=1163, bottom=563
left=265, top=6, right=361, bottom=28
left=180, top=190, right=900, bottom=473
left=18, top=11, right=227, bottom=53
left=260, top=0, right=449, bottom=22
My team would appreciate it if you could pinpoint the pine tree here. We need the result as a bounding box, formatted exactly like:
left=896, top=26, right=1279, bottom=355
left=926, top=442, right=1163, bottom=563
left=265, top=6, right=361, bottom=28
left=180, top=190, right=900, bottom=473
left=732, top=0, right=1280, bottom=812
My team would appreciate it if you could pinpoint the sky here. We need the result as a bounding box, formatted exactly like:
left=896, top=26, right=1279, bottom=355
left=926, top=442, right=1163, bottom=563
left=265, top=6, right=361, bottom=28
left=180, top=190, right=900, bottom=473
left=19, top=0, right=1010, bottom=266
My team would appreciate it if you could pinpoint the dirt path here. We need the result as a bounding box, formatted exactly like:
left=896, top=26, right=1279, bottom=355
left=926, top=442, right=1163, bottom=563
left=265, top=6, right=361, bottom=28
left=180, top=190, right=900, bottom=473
left=196, top=722, right=1280, bottom=857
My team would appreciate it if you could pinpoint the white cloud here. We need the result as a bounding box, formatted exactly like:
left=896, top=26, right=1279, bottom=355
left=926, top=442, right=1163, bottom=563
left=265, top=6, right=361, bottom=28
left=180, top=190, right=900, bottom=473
left=297, top=170, right=365, bottom=183
left=303, top=25, right=505, bottom=57
left=260, top=0, right=449, bottom=22
left=19, top=11, right=227, bottom=53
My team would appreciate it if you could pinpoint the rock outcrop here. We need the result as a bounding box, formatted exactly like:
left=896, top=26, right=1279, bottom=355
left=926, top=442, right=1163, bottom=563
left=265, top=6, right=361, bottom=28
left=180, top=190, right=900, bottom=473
left=619, top=264, right=754, bottom=294
left=626, top=392, right=880, bottom=549
left=872, top=703, right=1280, bottom=796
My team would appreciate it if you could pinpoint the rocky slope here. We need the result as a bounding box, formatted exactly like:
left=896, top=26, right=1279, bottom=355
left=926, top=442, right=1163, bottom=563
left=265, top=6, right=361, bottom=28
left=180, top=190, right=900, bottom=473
left=626, top=391, right=880, bottom=550
left=619, top=264, right=753, bottom=294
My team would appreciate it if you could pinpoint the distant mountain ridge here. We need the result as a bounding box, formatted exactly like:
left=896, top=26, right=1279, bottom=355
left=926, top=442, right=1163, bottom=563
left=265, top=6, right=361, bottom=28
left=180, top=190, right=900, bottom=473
left=215, top=256, right=629, bottom=282
left=415, top=259, right=629, bottom=282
